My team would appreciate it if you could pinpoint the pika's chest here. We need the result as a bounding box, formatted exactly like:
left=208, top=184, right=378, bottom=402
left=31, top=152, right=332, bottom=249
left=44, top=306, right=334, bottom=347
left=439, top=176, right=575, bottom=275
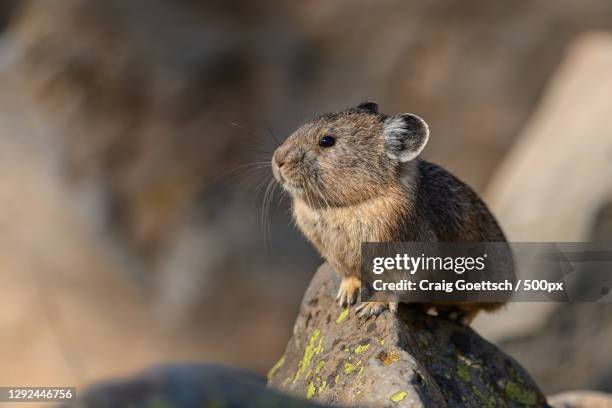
left=294, top=207, right=356, bottom=248
left=292, top=199, right=394, bottom=260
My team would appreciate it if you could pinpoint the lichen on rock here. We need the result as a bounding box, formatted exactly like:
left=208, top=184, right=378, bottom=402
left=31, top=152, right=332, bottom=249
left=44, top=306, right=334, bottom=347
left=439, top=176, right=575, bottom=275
left=268, top=264, right=549, bottom=407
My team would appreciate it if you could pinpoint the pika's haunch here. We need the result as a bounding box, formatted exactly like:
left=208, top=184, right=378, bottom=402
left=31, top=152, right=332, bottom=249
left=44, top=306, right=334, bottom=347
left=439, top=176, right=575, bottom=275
left=272, top=102, right=510, bottom=323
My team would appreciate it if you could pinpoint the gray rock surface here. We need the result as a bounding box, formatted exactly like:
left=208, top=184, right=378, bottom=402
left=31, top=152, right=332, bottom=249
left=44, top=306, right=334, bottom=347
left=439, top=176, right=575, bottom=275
left=500, top=303, right=612, bottom=394
left=268, top=264, right=549, bottom=407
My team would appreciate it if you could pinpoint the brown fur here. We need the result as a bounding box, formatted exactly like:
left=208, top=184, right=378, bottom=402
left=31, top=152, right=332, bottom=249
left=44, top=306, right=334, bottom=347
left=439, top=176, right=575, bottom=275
left=272, top=104, right=510, bottom=322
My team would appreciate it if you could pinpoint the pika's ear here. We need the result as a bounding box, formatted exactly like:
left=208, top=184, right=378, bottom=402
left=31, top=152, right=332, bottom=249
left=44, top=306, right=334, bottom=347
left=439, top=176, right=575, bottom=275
left=383, top=113, right=429, bottom=162
left=355, top=101, right=379, bottom=114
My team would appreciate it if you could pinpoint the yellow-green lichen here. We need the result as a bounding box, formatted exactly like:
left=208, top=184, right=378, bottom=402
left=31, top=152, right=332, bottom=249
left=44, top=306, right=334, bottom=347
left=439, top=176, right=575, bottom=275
left=336, top=308, right=350, bottom=324
left=149, top=397, right=174, bottom=408
left=354, top=343, right=370, bottom=354
left=472, top=385, right=496, bottom=408
left=293, top=329, right=324, bottom=383
left=505, top=381, right=536, bottom=405
left=456, top=359, right=471, bottom=382
left=318, top=380, right=327, bottom=393
left=378, top=338, right=385, bottom=345
left=390, top=391, right=407, bottom=402
left=334, top=374, right=340, bottom=384
left=267, top=356, right=285, bottom=381
left=315, top=360, right=326, bottom=373
left=306, top=382, right=316, bottom=399
left=343, top=360, right=362, bottom=374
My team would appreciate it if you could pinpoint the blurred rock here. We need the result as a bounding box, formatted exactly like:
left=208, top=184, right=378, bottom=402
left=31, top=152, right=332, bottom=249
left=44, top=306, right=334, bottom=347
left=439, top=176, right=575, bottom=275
left=590, top=201, right=612, bottom=242
left=500, top=303, right=612, bottom=394
left=0, top=0, right=19, bottom=31
left=548, top=391, right=612, bottom=408
left=499, top=201, right=612, bottom=395
left=0, top=84, right=169, bottom=386
left=485, top=31, right=612, bottom=242
left=473, top=32, right=612, bottom=394
left=66, top=364, right=328, bottom=408
left=1, top=0, right=320, bottom=379
left=475, top=30, right=612, bottom=342
left=296, top=0, right=612, bottom=189
left=268, top=264, right=548, bottom=407
left=10, top=0, right=304, bottom=259
left=8, top=0, right=612, bottom=279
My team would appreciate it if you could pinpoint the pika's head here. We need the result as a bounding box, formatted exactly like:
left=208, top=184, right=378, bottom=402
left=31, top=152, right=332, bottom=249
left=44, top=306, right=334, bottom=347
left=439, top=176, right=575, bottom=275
left=272, top=102, right=429, bottom=207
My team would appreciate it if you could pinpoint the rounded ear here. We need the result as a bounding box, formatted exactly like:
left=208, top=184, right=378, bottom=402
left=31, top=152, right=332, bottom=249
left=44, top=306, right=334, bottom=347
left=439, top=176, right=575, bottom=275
left=355, top=101, right=379, bottom=114
left=383, top=113, right=429, bottom=162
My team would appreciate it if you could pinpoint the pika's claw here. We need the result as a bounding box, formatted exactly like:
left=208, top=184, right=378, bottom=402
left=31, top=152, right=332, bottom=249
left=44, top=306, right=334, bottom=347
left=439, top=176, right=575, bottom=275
left=336, top=276, right=361, bottom=307
left=336, top=288, right=356, bottom=306
left=356, top=301, right=398, bottom=318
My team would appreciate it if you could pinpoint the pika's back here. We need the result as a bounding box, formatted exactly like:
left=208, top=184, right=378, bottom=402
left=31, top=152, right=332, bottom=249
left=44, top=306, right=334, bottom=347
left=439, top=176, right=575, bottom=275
left=399, top=160, right=507, bottom=242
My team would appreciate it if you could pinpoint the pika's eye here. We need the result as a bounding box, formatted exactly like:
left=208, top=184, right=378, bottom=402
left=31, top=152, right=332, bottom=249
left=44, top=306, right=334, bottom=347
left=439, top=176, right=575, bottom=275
left=319, top=135, right=335, bottom=148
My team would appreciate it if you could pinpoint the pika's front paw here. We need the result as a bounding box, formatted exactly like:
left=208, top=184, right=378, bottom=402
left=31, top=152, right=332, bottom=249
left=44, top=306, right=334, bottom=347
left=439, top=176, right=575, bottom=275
left=356, top=301, right=398, bottom=318
left=336, top=276, right=361, bottom=307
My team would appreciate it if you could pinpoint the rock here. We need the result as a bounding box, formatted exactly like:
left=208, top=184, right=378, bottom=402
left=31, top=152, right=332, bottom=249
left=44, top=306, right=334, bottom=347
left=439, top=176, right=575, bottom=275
left=476, top=32, right=612, bottom=340
left=485, top=31, right=612, bottom=243
left=268, top=264, right=548, bottom=407
left=548, top=391, right=612, bottom=408
left=475, top=33, right=612, bottom=394
left=0, top=0, right=19, bottom=31
left=500, top=303, right=612, bottom=394
left=65, top=364, right=328, bottom=408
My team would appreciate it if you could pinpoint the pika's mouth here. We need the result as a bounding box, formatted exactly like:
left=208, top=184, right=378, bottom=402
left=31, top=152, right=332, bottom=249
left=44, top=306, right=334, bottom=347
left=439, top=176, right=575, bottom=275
left=283, top=178, right=306, bottom=197
left=276, top=173, right=303, bottom=194
left=272, top=161, right=303, bottom=193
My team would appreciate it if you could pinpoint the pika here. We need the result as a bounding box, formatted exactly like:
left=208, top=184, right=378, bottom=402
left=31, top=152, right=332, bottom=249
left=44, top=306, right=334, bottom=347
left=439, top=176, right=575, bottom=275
left=272, top=102, right=509, bottom=323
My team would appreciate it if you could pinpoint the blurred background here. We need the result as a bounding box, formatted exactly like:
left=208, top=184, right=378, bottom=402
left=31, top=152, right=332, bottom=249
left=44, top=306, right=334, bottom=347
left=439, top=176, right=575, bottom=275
left=0, top=0, right=611, bottom=399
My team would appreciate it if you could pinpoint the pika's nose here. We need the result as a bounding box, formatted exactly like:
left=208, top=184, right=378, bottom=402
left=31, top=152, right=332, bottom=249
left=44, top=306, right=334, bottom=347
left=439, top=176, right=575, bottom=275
left=273, top=148, right=288, bottom=169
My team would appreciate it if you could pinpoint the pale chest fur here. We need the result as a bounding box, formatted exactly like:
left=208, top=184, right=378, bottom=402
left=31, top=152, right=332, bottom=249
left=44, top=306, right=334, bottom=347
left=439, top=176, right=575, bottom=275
left=292, top=194, right=405, bottom=277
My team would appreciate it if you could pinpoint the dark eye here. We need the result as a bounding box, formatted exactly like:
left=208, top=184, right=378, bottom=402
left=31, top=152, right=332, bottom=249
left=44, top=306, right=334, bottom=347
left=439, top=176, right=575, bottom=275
left=319, top=135, right=336, bottom=148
